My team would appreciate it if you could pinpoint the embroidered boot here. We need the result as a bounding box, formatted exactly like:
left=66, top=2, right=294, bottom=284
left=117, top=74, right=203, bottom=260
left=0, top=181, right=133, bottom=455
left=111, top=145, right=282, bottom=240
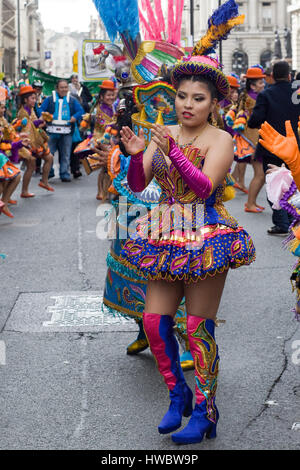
left=143, top=312, right=193, bottom=434
left=172, top=315, right=219, bottom=444
left=126, top=319, right=149, bottom=355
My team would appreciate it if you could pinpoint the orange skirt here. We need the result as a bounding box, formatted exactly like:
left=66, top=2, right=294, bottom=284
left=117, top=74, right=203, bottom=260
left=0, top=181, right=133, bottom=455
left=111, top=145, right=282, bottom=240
left=234, top=135, right=255, bottom=162
left=0, top=161, right=21, bottom=181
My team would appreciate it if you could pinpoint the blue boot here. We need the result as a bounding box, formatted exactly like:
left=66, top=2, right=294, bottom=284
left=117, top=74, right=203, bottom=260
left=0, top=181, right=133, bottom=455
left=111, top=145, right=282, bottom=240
left=171, top=401, right=219, bottom=444
left=158, top=382, right=193, bottom=434
left=143, top=313, right=194, bottom=434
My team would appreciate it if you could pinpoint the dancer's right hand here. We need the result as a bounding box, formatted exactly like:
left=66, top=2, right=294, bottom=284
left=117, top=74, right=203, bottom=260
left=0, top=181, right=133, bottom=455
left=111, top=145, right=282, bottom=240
left=120, top=126, right=145, bottom=155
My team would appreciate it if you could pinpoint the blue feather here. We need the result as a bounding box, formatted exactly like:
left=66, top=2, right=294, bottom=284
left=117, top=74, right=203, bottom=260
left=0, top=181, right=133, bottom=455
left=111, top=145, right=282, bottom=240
left=208, top=0, right=239, bottom=28
left=93, top=0, right=140, bottom=43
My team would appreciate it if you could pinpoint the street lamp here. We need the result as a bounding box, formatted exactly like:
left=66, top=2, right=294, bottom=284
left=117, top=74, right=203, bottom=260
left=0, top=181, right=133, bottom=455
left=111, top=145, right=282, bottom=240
left=183, top=1, right=200, bottom=46
left=17, top=0, right=21, bottom=78
left=190, top=0, right=194, bottom=42
left=17, top=0, right=36, bottom=79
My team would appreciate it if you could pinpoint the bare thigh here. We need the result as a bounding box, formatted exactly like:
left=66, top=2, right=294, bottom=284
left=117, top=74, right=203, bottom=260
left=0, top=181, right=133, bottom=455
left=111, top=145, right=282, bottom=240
left=184, top=271, right=228, bottom=320
left=144, top=279, right=184, bottom=317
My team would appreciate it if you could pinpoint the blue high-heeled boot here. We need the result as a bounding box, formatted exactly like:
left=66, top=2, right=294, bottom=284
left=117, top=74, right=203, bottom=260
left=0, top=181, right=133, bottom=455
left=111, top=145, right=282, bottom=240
left=143, top=313, right=193, bottom=434
left=172, top=316, right=219, bottom=445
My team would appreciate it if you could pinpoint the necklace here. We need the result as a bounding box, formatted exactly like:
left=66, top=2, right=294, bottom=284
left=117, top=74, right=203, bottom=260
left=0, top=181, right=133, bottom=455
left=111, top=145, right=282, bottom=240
left=176, top=123, right=208, bottom=147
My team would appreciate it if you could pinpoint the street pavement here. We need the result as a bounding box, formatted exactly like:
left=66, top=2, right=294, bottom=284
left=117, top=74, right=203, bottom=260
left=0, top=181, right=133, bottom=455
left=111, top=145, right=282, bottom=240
left=0, top=160, right=300, bottom=451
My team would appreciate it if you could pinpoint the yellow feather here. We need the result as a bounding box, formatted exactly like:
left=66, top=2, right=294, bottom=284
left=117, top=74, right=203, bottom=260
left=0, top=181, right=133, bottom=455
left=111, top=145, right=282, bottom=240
left=192, top=15, right=245, bottom=56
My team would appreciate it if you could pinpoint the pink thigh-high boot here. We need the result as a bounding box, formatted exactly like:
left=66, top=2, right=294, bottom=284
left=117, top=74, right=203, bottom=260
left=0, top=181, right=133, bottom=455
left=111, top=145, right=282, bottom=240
left=143, top=312, right=193, bottom=434
left=172, top=315, right=219, bottom=445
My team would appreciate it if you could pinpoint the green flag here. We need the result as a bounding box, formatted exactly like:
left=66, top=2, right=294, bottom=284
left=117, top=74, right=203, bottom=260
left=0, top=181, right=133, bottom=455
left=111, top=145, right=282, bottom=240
left=28, top=67, right=101, bottom=97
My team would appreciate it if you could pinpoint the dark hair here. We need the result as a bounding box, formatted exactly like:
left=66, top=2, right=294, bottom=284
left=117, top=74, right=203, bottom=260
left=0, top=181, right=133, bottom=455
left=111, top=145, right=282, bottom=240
left=56, top=79, right=68, bottom=89
left=97, top=87, right=114, bottom=104
left=245, top=78, right=260, bottom=92
left=272, top=61, right=290, bottom=81
left=176, top=75, right=218, bottom=101
left=20, top=92, right=36, bottom=105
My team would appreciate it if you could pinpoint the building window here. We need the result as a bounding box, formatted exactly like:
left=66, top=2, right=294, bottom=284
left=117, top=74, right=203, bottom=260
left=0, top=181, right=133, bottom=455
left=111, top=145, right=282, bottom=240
left=236, top=2, right=246, bottom=31
left=232, top=50, right=249, bottom=76
left=37, top=39, right=40, bottom=53
left=260, top=50, right=272, bottom=70
left=262, top=2, right=273, bottom=31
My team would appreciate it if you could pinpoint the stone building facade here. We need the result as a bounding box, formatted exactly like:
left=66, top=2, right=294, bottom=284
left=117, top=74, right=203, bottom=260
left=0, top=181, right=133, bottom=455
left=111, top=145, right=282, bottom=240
left=288, top=0, right=300, bottom=71
left=0, top=0, right=16, bottom=80
left=44, top=29, right=89, bottom=78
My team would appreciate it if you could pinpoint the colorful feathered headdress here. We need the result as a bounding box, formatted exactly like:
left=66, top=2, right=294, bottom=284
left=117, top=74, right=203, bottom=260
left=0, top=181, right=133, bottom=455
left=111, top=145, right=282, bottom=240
left=171, top=0, right=245, bottom=101
left=131, top=0, right=185, bottom=84
left=92, top=0, right=141, bottom=60
left=192, top=0, right=245, bottom=56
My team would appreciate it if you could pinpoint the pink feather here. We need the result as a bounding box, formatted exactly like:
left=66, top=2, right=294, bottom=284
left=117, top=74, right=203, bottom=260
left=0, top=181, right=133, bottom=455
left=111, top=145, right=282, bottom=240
left=139, top=8, right=156, bottom=40
left=167, top=0, right=175, bottom=44
left=143, top=0, right=161, bottom=39
left=174, top=0, right=184, bottom=46
left=154, top=0, right=165, bottom=37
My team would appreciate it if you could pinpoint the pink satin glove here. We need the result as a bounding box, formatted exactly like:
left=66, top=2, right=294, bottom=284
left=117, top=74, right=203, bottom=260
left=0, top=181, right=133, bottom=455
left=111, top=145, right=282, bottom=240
left=127, top=150, right=146, bottom=193
left=167, top=136, right=213, bottom=199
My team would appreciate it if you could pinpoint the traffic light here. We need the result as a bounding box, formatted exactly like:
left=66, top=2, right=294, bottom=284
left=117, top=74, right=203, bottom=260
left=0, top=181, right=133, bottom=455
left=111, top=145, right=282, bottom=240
left=21, top=59, right=28, bottom=76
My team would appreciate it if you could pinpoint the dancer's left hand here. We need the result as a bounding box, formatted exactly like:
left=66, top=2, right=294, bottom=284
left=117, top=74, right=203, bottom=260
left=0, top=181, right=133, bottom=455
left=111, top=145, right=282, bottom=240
left=151, top=124, right=171, bottom=155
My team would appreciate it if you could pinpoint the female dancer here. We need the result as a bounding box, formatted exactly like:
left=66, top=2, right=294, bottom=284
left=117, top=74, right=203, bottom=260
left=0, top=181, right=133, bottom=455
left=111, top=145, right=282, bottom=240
left=94, top=80, right=117, bottom=201
left=17, top=85, right=54, bottom=197
left=0, top=151, right=21, bottom=218
left=119, top=55, right=256, bottom=445
left=231, top=67, right=265, bottom=212
left=0, top=101, right=28, bottom=216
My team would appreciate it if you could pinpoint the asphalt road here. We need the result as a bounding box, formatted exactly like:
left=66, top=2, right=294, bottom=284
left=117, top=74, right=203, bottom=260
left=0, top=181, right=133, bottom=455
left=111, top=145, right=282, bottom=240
left=0, top=160, right=300, bottom=451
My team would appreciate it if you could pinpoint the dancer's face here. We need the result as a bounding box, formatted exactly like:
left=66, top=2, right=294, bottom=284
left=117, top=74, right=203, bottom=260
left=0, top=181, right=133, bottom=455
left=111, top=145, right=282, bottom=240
left=230, top=87, right=239, bottom=103
left=175, top=80, right=217, bottom=127
left=102, top=90, right=115, bottom=107
left=25, top=93, right=37, bottom=108
left=251, top=79, right=265, bottom=94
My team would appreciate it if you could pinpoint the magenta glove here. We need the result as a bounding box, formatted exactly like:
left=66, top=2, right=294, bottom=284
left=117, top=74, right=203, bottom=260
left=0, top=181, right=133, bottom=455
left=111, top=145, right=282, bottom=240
left=167, top=136, right=213, bottom=199
left=10, top=140, right=23, bottom=163
left=127, top=150, right=146, bottom=193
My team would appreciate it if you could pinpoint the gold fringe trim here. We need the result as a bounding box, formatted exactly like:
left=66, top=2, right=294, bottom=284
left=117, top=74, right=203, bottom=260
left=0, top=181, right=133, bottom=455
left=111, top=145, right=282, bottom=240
left=102, top=297, right=143, bottom=319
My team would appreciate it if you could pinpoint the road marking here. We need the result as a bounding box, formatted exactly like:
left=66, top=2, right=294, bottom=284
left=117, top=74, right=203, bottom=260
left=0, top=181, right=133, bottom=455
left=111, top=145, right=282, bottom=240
left=5, top=292, right=138, bottom=333
left=43, top=294, right=131, bottom=328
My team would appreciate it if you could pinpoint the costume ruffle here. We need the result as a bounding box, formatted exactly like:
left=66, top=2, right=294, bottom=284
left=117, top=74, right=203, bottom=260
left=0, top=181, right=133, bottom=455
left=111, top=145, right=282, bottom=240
left=0, top=160, right=20, bottom=181
left=120, top=224, right=255, bottom=283
left=119, top=145, right=256, bottom=282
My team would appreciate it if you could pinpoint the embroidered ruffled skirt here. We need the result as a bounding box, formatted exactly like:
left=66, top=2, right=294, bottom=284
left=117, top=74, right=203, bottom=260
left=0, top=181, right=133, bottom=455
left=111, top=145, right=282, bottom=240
left=102, top=155, right=187, bottom=338
left=119, top=147, right=256, bottom=283
left=0, top=160, right=20, bottom=182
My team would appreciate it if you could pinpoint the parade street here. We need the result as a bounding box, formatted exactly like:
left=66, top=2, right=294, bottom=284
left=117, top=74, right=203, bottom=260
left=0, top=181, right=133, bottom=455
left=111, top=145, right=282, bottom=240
left=0, top=165, right=300, bottom=451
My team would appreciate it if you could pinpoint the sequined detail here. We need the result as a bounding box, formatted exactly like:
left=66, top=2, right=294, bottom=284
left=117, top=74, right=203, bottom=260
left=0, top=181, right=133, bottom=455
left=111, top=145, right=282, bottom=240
left=191, top=319, right=218, bottom=423
left=119, top=144, right=256, bottom=282
left=230, top=240, right=242, bottom=257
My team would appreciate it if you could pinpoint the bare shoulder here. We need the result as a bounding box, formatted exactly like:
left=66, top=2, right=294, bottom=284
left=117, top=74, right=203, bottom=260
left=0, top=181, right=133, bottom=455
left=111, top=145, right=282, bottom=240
left=208, top=125, right=232, bottom=143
